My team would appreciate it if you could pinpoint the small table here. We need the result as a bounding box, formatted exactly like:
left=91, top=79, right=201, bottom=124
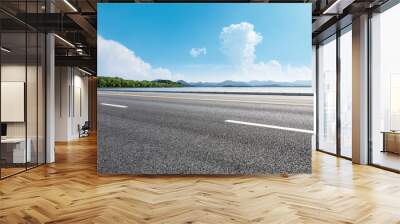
left=1, top=138, right=31, bottom=163
left=381, top=131, right=400, bottom=154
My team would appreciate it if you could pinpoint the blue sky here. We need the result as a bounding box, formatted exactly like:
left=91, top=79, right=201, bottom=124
left=98, top=4, right=312, bottom=82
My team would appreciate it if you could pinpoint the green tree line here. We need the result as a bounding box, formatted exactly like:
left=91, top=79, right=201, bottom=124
left=97, top=76, right=184, bottom=88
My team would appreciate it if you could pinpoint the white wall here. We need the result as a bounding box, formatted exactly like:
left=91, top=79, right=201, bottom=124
left=1, top=64, right=26, bottom=81
left=1, top=82, right=25, bottom=122
left=55, top=66, right=70, bottom=141
left=70, top=72, right=89, bottom=138
left=75, top=71, right=89, bottom=138
left=55, top=67, right=89, bottom=141
left=1, top=65, right=25, bottom=127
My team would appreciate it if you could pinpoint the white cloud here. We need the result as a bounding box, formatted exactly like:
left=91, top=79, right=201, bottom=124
left=97, top=23, right=311, bottom=83
left=219, top=22, right=263, bottom=66
left=98, top=36, right=183, bottom=81
left=234, top=60, right=312, bottom=82
left=189, top=48, right=207, bottom=58
left=219, top=22, right=311, bottom=82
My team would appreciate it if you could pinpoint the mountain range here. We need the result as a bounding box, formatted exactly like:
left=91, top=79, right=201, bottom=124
left=176, top=80, right=311, bottom=87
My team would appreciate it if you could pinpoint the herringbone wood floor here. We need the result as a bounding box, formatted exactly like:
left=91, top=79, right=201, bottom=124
left=1, top=135, right=400, bottom=224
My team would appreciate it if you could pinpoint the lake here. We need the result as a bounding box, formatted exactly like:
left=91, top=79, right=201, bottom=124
left=99, top=87, right=314, bottom=94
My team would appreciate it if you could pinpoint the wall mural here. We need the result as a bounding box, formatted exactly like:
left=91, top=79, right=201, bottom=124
left=97, top=3, right=313, bottom=175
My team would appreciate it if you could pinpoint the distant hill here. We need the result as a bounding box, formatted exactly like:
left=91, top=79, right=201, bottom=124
left=178, top=80, right=312, bottom=87
left=98, top=77, right=312, bottom=88
left=97, top=76, right=184, bottom=88
left=177, top=80, right=192, bottom=87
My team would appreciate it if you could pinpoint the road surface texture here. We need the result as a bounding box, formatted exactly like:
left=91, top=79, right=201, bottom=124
left=98, top=91, right=313, bottom=175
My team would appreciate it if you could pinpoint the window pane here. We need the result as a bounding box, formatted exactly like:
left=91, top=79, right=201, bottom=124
left=27, top=30, right=38, bottom=169
left=1, top=30, right=27, bottom=177
left=318, top=37, right=337, bottom=154
left=371, top=3, right=400, bottom=171
left=340, top=29, right=352, bottom=158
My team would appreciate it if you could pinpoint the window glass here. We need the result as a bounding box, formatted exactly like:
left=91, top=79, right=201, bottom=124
left=371, top=3, right=400, bottom=171
left=340, top=28, right=352, bottom=158
left=1, top=30, right=28, bottom=177
left=318, top=36, right=337, bottom=154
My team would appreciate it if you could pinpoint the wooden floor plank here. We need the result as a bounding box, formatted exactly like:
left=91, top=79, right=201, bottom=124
left=1, top=134, right=400, bottom=223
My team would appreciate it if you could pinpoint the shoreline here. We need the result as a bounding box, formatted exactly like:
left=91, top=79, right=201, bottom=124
left=98, top=89, right=314, bottom=96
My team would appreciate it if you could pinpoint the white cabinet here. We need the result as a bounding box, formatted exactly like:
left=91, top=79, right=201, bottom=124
left=1, top=138, right=32, bottom=163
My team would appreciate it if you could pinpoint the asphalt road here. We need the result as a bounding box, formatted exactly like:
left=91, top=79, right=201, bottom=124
left=97, top=92, right=314, bottom=175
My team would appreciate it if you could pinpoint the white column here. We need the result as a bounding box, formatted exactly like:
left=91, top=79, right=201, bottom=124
left=46, top=32, right=55, bottom=163
left=352, top=14, right=369, bottom=164
left=45, top=0, right=56, bottom=163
